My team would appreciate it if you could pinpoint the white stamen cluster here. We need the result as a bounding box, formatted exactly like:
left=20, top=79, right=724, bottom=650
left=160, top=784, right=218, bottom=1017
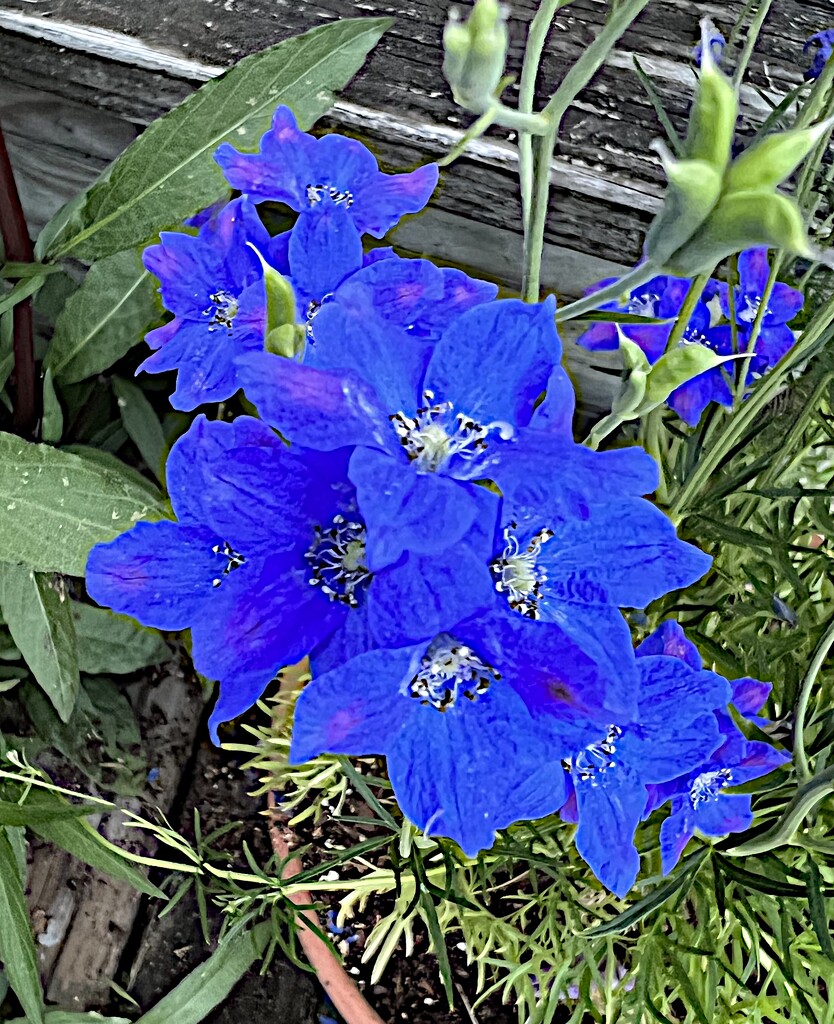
left=306, top=183, right=354, bottom=208
left=305, top=515, right=371, bottom=607
left=204, top=290, right=239, bottom=332
left=408, top=635, right=499, bottom=711
left=689, top=767, right=733, bottom=808
left=491, top=522, right=554, bottom=619
left=211, top=541, right=246, bottom=588
left=567, top=726, right=624, bottom=786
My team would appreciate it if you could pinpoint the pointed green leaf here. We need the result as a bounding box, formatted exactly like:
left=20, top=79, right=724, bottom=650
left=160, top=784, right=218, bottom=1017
left=41, top=369, right=64, bottom=445
left=0, top=795, right=95, bottom=828
left=42, top=19, right=392, bottom=261
left=113, top=378, right=168, bottom=483
left=44, top=250, right=157, bottom=385
left=725, top=119, right=834, bottom=193
left=133, top=922, right=271, bottom=1024
left=642, top=344, right=736, bottom=408
left=7, top=1014, right=131, bottom=1024
left=71, top=602, right=170, bottom=676
left=0, top=564, right=80, bottom=722
left=0, top=828, right=44, bottom=1024
left=0, top=433, right=167, bottom=576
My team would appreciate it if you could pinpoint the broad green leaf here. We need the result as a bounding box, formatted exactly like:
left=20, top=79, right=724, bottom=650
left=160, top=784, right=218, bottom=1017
left=113, top=378, right=168, bottom=483
left=71, top=602, right=170, bottom=675
left=0, top=432, right=167, bottom=576
left=31, top=812, right=165, bottom=900
left=44, top=250, right=157, bottom=385
left=41, top=369, right=64, bottom=444
left=42, top=18, right=392, bottom=261
left=134, top=922, right=271, bottom=1024
left=0, top=564, right=80, bottom=722
left=0, top=275, right=46, bottom=318
left=0, top=828, right=44, bottom=1024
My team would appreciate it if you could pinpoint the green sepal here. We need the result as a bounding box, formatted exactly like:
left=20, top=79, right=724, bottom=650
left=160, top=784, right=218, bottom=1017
left=640, top=344, right=735, bottom=411
left=643, top=150, right=723, bottom=266
left=665, top=188, right=813, bottom=276
left=724, top=118, right=834, bottom=192
left=685, top=19, right=737, bottom=171
left=266, top=323, right=305, bottom=358
left=442, top=0, right=508, bottom=111
left=610, top=338, right=651, bottom=418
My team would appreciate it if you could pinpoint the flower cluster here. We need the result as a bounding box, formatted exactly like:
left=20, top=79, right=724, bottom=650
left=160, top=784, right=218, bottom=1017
left=577, top=248, right=803, bottom=426
left=87, top=106, right=789, bottom=895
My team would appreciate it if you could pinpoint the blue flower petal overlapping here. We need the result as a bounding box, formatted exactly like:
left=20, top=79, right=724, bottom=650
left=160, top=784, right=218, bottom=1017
left=86, top=106, right=790, bottom=896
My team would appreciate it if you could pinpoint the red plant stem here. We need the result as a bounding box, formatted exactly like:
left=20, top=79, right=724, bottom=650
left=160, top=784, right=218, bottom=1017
left=0, top=118, right=37, bottom=437
left=267, top=792, right=386, bottom=1024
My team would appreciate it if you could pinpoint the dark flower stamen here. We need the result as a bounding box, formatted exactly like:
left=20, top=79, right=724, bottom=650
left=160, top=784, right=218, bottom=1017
left=305, top=183, right=354, bottom=208
left=408, top=634, right=499, bottom=711
left=204, top=290, right=240, bottom=332
left=211, top=541, right=246, bottom=588
left=566, top=726, right=624, bottom=785
left=305, top=515, right=372, bottom=607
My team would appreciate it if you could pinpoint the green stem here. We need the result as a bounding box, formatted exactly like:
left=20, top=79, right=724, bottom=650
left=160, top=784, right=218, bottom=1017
left=520, top=0, right=652, bottom=301
left=732, top=258, right=780, bottom=404
left=554, top=262, right=658, bottom=322
left=667, top=290, right=834, bottom=521
left=794, top=617, right=834, bottom=781
left=517, top=0, right=573, bottom=231
left=437, top=108, right=496, bottom=168
left=732, top=0, right=775, bottom=89
left=663, top=273, right=711, bottom=354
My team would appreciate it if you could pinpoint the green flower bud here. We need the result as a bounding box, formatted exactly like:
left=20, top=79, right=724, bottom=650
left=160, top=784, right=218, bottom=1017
left=725, top=117, right=834, bottom=192
left=610, top=338, right=650, bottom=419
left=640, top=344, right=732, bottom=411
left=443, top=0, right=509, bottom=112
left=643, top=147, right=722, bottom=266
left=685, top=18, right=737, bottom=171
left=663, top=189, right=813, bottom=276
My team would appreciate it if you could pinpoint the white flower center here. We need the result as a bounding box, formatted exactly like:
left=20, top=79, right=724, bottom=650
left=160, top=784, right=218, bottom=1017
left=689, top=767, right=733, bottom=808
left=407, top=634, right=499, bottom=712
left=305, top=515, right=372, bottom=607
left=491, top=522, right=554, bottom=619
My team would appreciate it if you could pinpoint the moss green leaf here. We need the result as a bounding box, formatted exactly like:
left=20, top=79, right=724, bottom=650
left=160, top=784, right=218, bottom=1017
left=0, top=828, right=44, bottom=1024
left=71, top=602, right=170, bottom=676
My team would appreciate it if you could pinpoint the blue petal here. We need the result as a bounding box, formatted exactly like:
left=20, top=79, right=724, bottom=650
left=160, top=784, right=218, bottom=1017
left=668, top=365, right=733, bottom=427
left=573, top=765, right=645, bottom=897
left=424, top=297, right=558, bottom=429
left=369, top=542, right=498, bottom=648
left=733, top=741, right=791, bottom=783
left=536, top=498, right=712, bottom=608
left=86, top=520, right=221, bottom=631
left=289, top=646, right=417, bottom=763
left=307, top=301, right=430, bottom=414
left=208, top=667, right=282, bottom=743
left=576, top=322, right=620, bottom=351
left=750, top=324, right=796, bottom=372
left=738, top=247, right=771, bottom=301
left=660, top=803, right=695, bottom=874
left=387, top=680, right=565, bottom=856
left=618, top=712, right=722, bottom=784
left=621, top=323, right=672, bottom=363
left=352, top=163, right=439, bottom=238
left=191, top=556, right=347, bottom=692
left=636, top=621, right=702, bottom=669
left=214, top=106, right=314, bottom=207
left=235, top=353, right=389, bottom=451
left=637, top=657, right=731, bottom=724
left=730, top=678, right=771, bottom=716
left=692, top=792, right=753, bottom=837
left=349, top=447, right=479, bottom=568
left=288, top=204, right=363, bottom=302
left=332, top=256, right=445, bottom=328
left=765, top=282, right=803, bottom=326
left=530, top=365, right=576, bottom=438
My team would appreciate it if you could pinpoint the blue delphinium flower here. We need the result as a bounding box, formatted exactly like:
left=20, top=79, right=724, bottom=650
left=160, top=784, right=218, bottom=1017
left=237, top=296, right=560, bottom=569
left=140, top=198, right=272, bottom=410
left=85, top=416, right=500, bottom=739
left=215, top=106, right=439, bottom=281
left=556, top=652, right=729, bottom=897
left=804, top=29, right=834, bottom=80
left=719, top=247, right=803, bottom=376
left=291, top=611, right=629, bottom=856
left=636, top=622, right=790, bottom=872
left=576, top=275, right=733, bottom=426
left=693, top=25, right=725, bottom=65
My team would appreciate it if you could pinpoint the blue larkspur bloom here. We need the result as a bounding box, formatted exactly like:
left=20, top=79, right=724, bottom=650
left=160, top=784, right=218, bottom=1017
left=693, top=25, right=725, bottom=65
left=140, top=198, right=272, bottom=410
left=804, top=29, right=834, bottom=80
left=85, top=416, right=500, bottom=739
left=236, top=296, right=560, bottom=570
left=290, top=610, right=629, bottom=856
left=577, top=274, right=733, bottom=426
left=215, top=106, right=439, bottom=273
left=636, top=622, right=790, bottom=873
left=556, top=651, right=729, bottom=897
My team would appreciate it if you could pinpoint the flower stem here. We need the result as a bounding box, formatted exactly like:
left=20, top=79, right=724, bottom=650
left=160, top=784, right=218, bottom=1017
left=554, top=262, right=658, bottom=322
left=520, top=0, right=652, bottom=302
left=0, top=118, right=37, bottom=438
left=732, top=0, right=775, bottom=89
left=663, top=273, right=711, bottom=353
left=793, top=617, right=834, bottom=781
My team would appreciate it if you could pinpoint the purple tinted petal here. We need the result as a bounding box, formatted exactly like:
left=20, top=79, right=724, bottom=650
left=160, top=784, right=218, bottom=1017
left=349, top=446, right=479, bottom=568
left=573, top=766, right=644, bottom=897
left=668, top=366, right=733, bottom=427
left=660, top=804, right=695, bottom=874
left=236, top=352, right=389, bottom=451
left=289, top=646, right=416, bottom=763
left=352, top=163, right=439, bottom=237
left=765, top=282, right=803, bottom=326
left=621, top=323, right=672, bottom=363
left=732, top=741, right=791, bottom=784
left=692, top=792, right=752, bottom=836
left=208, top=667, right=281, bottom=742
left=332, top=256, right=445, bottom=328
left=636, top=621, right=702, bottom=668
left=751, top=324, right=797, bottom=371
left=731, top=678, right=771, bottom=716
left=86, top=521, right=220, bottom=631
left=576, top=322, right=620, bottom=351
left=619, top=712, right=722, bottom=784
left=738, top=248, right=771, bottom=300
left=637, top=657, right=731, bottom=725
left=530, top=365, right=576, bottom=437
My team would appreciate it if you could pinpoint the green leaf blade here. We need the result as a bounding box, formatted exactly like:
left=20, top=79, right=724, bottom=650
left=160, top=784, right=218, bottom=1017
left=0, top=434, right=167, bottom=577
left=72, top=602, right=170, bottom=676
left=0, top=828, right=45, bottom=1024
left=42, top=19, right=392, bottom=261
left=0, top=565, right=80, bottom=722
